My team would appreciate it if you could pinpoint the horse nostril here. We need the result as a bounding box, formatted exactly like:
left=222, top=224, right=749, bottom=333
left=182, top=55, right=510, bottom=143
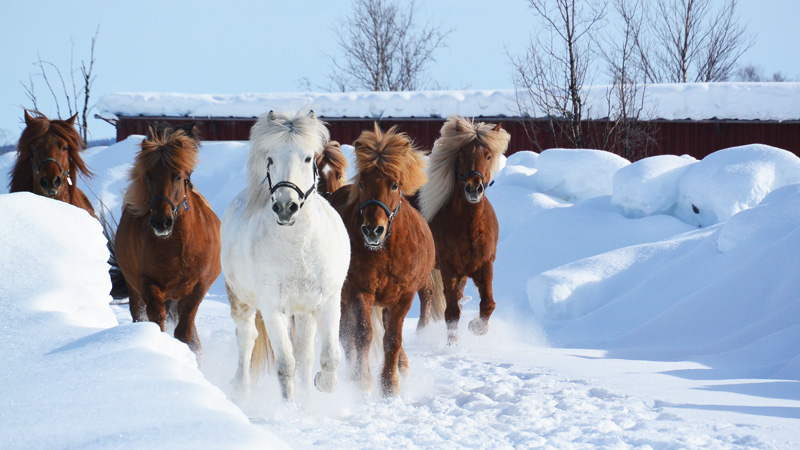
left=150, top=217, right=160, bottom=229
left=53, top=177, right=61, bottom=189
left=361, top=225, right=370, bottom=237
left=272, top=203, right=280, bottom=213
left=476, top=185, right=483, bottom=194
left=164, top=217, right=173, bottom=228
left=289, top=203, right=298, bottom=213
left=40, top=178, right=48, bottom=189
left=375, top=226, right=385, bottom=236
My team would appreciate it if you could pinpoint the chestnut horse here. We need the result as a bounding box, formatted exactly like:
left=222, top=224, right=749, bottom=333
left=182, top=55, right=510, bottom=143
left=114, top=127, right=221, bottom=356
left=416, top=116, right=510, bottom=344
left=8, top=111, right=95, bottom=217
left=317, top=140, right=349, bottom=196
left=327, top=124, right=434, bottom=396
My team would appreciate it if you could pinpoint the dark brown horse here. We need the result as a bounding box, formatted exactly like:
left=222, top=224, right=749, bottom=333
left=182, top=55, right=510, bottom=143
left=416, top=116, right=510, bottom=344
left=8, top=111, right=95, bottom=217
left=317, top=140, right=349, bottom=195
left=327, top=124, right=434, bottom=396
left=114, top=126, right=221, bottom=355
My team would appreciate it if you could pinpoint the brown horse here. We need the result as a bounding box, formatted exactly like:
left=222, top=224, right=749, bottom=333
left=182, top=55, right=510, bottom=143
left=317, top=140, right=349, bottom=195
left=416, top=116, right=510, bottom=344
left=8, top=111, right=95, bottom=217
left=114, top=127, right=221, bottom=355
left=327, top=124, right=434, bottom=396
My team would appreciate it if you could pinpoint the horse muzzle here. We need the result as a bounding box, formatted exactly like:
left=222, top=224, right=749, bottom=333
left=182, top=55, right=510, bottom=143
left=149, top=215, right=174, bottom=238
left=464, top=182, right=485, bottom=203
left=39, top=175, right=64, bottom=197
left=361, top=223, right=387, bottom=249
left=271, top=194, right=300, bottom=226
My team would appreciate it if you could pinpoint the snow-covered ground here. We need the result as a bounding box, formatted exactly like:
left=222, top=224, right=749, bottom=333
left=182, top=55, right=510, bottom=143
left=2, top=134, right=800, bottom=449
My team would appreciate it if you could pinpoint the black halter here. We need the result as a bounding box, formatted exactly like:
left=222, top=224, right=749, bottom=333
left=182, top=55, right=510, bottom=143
left=262, top=159, right=318, bottom=209
left=31, top=157, right=72, bottom=185
left=149, top=177, right=191, bottom=215
left=359, top=198, right=402, bottom=239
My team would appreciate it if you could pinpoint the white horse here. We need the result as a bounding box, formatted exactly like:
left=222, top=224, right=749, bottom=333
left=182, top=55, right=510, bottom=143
left=221, top=110, right=350, bottom=403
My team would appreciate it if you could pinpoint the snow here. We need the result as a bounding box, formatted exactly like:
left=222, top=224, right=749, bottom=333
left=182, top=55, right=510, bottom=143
left=3, top=131, right=800, bottom=448
left=97, top=82, right=800, bottom=122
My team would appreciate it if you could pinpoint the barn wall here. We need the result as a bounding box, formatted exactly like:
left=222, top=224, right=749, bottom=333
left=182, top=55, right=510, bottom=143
left=115, top=116, right=800, bottom=161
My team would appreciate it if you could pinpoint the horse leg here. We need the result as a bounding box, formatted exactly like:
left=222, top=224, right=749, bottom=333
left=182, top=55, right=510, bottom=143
left=292, top=312, right=316, bottom=394
left=128, top=290, right=148, bottom=322
left=442, top=269, right=467, bottom=345
left=416, top=274, right=434, bottom=331
left=174, top=284, right=206, bottom=357
left=260, top=309, right=296, bottom=402
left=339, top=291, right=356, bottom=365
left=143, top=284, right=167, bottom=331
left=380, top=294, right=413, bottom=397
left=314, top=294, right=341, bottom=393
left=469, top=263, right=496, bottom=336
left=347, top=293, right=373, bottom=392
left=227, top=285, right=257, bottom=405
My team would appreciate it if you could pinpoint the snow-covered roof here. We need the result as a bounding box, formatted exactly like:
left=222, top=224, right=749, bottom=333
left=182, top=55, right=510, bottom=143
left=97, top=82, right=800, bottom=122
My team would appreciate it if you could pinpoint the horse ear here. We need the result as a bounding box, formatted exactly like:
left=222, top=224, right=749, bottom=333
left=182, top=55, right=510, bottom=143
left=24, top=110, right=39, bottom=126
left=493, top=122, right=503, bottom=132
left=267, top=110, right=277, bottom=121
left=66, top=113, right=78, bottom=127
left=454, top=118, right=468, bottom=132
left=308, top=110, right=316, bottom=120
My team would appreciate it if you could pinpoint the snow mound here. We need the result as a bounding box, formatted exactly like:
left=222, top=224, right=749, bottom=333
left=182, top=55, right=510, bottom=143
left=532, top=148, right=630, bottom=202
left=676, top=144, right=800, bottom=227
left=0, top=193, right=284, bottom=450
left=611, top=154, right=697, bottom=218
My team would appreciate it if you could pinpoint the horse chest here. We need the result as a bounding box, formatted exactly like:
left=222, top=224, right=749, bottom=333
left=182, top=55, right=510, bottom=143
left=433, top=202, right=498, bottom=274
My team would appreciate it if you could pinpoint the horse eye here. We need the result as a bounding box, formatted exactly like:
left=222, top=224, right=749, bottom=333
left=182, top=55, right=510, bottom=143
left=176, top=175, right=182, bottom=182
left=62, top=145, right=69, bottom=152
left=487, top=155, right=492, bottom=160
left=391, top=183, right=398, bottom=191
left=305, top=156, right=312, bottom=163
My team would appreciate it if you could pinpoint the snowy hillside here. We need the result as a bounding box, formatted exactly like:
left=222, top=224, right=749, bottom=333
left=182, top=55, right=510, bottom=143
left=2, top=135, right=800, bottom=448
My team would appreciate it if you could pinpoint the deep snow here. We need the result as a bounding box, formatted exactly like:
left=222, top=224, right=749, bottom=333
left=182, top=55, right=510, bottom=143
left=2, top=133, right=800, bottom=448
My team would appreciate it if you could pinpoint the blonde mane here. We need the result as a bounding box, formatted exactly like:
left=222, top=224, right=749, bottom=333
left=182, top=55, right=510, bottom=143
left=123, top=129, right=198, bottom=216
left=418, top=116, right=510, bottom=221
left=347, top=124, right=427, bottom=206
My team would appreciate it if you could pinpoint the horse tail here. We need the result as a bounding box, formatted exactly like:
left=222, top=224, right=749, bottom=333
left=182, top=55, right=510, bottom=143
left=429, top=269, right=446, bottom=321
left=250, top=310, right=275, bottom=381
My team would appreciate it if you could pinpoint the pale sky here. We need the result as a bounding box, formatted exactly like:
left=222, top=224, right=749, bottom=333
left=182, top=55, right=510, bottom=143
left=1, top=0, right=798, bottom=144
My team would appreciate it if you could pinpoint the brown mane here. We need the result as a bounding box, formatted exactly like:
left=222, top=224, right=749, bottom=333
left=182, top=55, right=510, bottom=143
left=123, top=129, right=198, bottom=216
left=9, top=111, right=91, bottom=193
left=317, top=140, right=349, bottom=193
left=347, top=124, right=427, bottom=206
left=418, top=116, right=510, bottom=221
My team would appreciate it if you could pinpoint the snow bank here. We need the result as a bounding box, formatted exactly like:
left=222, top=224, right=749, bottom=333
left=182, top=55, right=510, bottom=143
left=532, top=148, right=630, bottom=202
left=611, top=154, right=697, bottom=218
left=0, top=193, right=284, bottom=449
left=97, top=82, right=800, bottom=121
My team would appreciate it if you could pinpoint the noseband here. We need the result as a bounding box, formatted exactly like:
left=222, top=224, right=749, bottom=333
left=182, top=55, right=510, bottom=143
left=456, top=167, right=493, bottom=191
left=262, top=159, right=318, bottom=209
left=150, top=177, right=192, bottom=216
left=31, top=157, right=72, bottom=186
left=359, top=198, right=402, bottom=240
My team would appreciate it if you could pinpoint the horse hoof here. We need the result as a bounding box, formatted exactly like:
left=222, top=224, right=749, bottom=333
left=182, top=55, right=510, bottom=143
left=468, top=317, right=488, bottom=335
left=314, top=371, right=338, bottom=393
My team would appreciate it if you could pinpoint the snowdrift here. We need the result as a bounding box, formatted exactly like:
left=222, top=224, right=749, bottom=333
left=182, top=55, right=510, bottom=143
left=0, top=193, right=285, bottom=449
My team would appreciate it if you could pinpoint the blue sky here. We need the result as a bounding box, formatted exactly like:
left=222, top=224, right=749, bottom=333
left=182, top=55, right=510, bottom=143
left=1, top=0, right=798, bottom=144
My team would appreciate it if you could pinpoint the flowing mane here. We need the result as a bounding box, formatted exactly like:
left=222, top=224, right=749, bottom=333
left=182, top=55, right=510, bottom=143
left=347, top=124, right=427, bottom=206
left=317, top=140, right=349, bottom=189
left=9, top=112, right=91, bottom=193
left=418, top=116, right=510, bottom=221
left=123, top=129, right=198, bottom=216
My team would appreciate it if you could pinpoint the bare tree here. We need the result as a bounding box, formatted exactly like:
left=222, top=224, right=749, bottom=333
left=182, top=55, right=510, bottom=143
left=601, top=0, right=656, bottom=159
left=646, top=0, right=754, bottom=83
left=20, top=27, right=99, bottom=142
left=327, top=0, right=451, bottom=92
left=511, top=0, right=606, bottom=149
left=736, top=63, right=788, bottom=82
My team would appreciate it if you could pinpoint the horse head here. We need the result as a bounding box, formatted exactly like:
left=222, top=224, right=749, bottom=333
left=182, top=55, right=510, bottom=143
left=454, top=122, right=506, bottom=204
left=20, top=111, right=85, bottom=198
left=316, top=140, right=348, bottom=195
left=252, top=110, right=327, bottom=226
left=132, top=127, right=197, bottom=238
left=351, top=124, right=426, bottom=250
